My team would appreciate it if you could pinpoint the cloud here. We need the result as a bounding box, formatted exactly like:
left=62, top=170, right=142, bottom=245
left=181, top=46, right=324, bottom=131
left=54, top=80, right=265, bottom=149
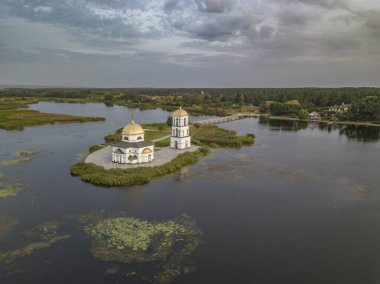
left=194, top=0, right=233, bottom=13
left=1, top=0, right=380, bottom=87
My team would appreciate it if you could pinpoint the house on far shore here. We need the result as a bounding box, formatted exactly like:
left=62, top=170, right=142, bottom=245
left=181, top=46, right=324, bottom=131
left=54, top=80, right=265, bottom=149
left=309, top=112, right=321, bottom=120
left=329, top=103, right=350, bottom=113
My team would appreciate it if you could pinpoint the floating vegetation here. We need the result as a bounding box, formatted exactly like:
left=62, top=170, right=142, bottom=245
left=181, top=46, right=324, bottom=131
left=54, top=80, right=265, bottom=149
left=24, top=220, right=64, bottom=241
left=339, top=178, right=370, bottom=197
left=0, top=173, right=25, bottom=199
left=0, top=219, right=18, bottom=232
left=0, top=150, right=35, bottom=166
left=0, top=235, right=70, bottom=265
left=0, top=158, right=30, bottom=166
left=14, top=150, right=34, bottom=157
left=82, top=213, right=202, bottom=283
left=0, top=219, right=70, bottom=273
left=0, top=184, right=24, bottom=199
left=105, top=266, right=120, bottom=275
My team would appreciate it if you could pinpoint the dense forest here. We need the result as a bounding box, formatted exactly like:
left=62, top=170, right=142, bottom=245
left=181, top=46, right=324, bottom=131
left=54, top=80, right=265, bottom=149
left=1, top=88, right=379, bottom=123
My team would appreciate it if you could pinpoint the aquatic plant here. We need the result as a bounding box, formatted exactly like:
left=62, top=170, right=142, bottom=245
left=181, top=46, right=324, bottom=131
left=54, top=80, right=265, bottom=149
left=14, top=150, right=34, bottom=157
left=24, top=220, right=64, bottom=240
left=0, top=158, right=30, bottom=166
left=0, top=219, right=18, bottom=232
left=0, top=184, right=24, bottom=199
left=81, top=213, right=202, bottom=283
left=0, top=235, right=70, bottom=265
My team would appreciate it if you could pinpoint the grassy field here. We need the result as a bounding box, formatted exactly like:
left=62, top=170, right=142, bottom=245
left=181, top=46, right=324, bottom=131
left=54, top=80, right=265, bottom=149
left=0, top=98, right=105, bottom=130
left=71, top=148, right=210, bottom=187
left=191, top=124, right=254, bottom=148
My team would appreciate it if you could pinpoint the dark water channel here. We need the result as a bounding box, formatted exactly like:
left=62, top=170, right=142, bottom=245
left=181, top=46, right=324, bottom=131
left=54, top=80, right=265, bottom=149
left=0, top=102, right=380, bottom=283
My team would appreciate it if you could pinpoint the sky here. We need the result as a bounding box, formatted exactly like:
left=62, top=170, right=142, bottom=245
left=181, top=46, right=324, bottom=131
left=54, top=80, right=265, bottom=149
left=1, top=0, right=380, bottom=88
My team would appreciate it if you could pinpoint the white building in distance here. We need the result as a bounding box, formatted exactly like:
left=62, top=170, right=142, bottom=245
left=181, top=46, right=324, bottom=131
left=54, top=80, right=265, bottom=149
left=112, top=116, right=154, bottom=164
left=170, top=106, right=191, bottom=149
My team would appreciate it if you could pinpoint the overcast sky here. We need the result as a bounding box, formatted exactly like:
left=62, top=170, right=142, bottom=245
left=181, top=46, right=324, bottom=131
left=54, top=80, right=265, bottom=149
left=1, top=0, right=380, bottom=87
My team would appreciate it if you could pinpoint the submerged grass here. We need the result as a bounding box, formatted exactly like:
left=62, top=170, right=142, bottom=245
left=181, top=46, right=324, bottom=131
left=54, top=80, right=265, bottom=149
left=0, top=235, right=70, bottom=265
left=0, top=219, right=18, bottom=232
left=71, top=147, right=210, bottom=187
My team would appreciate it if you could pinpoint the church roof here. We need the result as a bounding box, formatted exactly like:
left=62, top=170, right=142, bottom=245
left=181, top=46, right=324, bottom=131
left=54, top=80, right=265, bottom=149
left=122, top=117, right=144, bottom=136
left=112, top=141, right=154, bottom=149
left=173, top=106, right=188, bottom=117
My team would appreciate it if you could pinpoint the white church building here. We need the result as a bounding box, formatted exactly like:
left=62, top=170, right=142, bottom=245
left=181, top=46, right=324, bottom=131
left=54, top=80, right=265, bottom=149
left=112, top=116, right=154, bottom=164
left=170, top=106, right=191, bottom=150
left=111, top=106, right=191, bottom=165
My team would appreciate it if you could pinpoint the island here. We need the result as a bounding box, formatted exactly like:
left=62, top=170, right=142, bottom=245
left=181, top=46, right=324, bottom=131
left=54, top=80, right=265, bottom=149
left=71, top=106, right=254, bottom=187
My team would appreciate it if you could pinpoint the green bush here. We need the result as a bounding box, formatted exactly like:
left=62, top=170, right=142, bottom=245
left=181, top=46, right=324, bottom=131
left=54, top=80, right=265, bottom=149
left=89, top=145, right=105, bottom=153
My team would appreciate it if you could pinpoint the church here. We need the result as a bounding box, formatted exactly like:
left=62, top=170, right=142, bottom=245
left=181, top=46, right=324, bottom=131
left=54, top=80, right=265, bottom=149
left=111, top=116, right=154, bottom=164
left=111, top=106, right=191, bottom=165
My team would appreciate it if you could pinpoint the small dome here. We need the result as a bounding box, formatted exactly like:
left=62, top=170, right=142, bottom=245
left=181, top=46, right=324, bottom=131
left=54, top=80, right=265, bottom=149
left=142, top=148, right=152, bottom=154
left=173, top=106, right=188, bottom=117
left=122, top=119, right=144, bottom=135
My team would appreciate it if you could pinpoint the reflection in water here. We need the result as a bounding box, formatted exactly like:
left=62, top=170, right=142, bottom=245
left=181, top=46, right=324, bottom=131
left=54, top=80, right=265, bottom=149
left=318, top=123, right=380, bottom=142
left=174, top=167, right=190, bottom=182
left=260, top=119, right=380, bottom=142
left=260, top=118, right=309, bottom=132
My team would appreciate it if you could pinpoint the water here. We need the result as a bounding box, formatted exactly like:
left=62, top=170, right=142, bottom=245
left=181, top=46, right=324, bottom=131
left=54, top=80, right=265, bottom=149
left=0, top=102, right=380, bottom=283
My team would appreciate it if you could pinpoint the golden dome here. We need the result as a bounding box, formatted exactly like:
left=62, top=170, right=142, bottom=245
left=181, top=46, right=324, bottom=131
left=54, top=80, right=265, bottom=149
left=142, top=148, right=152, bottom=154
left=173, top=106, right=188, bottom=117
left=122, top=119, right=144, bottom=135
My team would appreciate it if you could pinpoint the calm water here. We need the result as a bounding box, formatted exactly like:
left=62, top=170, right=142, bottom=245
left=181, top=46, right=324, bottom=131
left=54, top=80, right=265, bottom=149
left=1, top=102, right=380, bottom=283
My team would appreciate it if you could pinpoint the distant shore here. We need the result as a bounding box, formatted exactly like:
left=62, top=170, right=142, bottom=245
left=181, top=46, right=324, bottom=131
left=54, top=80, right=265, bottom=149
left=268, top=116, right=380, bottom=128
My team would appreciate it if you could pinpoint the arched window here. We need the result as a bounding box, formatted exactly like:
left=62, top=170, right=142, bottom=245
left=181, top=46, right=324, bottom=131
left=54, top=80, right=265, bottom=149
left=176, top=118, right=179, bottom=126
left=137, top=136, right=142, bottom=140
left=184, top=118, right=187, bottom=126
left=187, top=129, right=189, bottom=136
left=124, top=136, right=129, bottom=141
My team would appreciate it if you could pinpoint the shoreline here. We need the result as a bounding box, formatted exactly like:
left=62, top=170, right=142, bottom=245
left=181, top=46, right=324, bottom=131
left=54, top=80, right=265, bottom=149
left=268, top=116, right=380, bottom=128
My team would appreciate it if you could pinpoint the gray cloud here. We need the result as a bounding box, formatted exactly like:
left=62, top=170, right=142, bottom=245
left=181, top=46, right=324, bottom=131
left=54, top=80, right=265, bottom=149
left=1, top=0, right=380, bottom=87
left=194, top=0, right=233, bottom=13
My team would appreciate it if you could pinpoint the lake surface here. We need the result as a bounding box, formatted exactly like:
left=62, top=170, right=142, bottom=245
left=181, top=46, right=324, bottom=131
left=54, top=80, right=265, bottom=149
left=1, top=102, right=380, bottom=283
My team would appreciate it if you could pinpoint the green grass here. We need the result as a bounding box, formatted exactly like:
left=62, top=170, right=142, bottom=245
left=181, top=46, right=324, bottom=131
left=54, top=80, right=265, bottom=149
left=154, top=137, right=170, bottom=148
left=0, top=98, right=105, bottom=131
left=89, top=145, right=106, bottom=153
left=71, top=148, right=210, bottom=187
left=191, top=124, right=254, bottom=148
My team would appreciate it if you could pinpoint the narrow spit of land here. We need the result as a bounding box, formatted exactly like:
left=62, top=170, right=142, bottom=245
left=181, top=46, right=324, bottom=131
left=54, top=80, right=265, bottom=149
left=0, top=98, right=105, bottom=130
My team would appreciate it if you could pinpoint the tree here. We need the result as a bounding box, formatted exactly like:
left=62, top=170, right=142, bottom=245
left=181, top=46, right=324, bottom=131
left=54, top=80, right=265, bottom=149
left=298, top=109, right=309, bottom=119
left=347, top=96, right=380, bottom=121
left=166, top=116, right=173, bottom=126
